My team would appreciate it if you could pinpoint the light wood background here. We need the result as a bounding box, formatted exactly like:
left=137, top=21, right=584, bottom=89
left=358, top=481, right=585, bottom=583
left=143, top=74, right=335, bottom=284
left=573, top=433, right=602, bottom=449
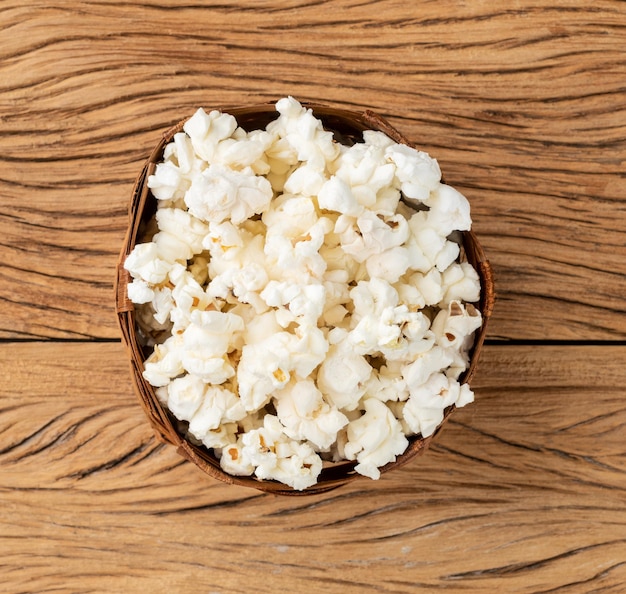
left=1, top=1, right=625, bottom=592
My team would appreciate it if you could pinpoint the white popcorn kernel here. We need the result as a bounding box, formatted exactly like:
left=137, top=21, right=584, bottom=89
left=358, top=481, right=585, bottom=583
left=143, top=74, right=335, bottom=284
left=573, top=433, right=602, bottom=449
left=365, top=245, right=411, bottom=283
left=142, top=335, right=185, bottom=387
left=214, top=132, right=271, bottom=173
left=185, top=164, right=273, bottom=225
left=318, top=176, right=363, bottom=216
left=317, top=336, right=372, bottom=411
left=203, top=220, right=246, bottom=257
left=242, top=310, right=283, bottom=345
left=362, top=129, right=395, bottom=149
left=394, top=280, right=425, bottom=311
left=155, top=386, right=169, bottom=406
left=275, top=379, right=348, bottom=450
left=127, top=279, right=154, bottom=304
left=173, top=132, right=195, bottom=174
left=336, top=210, right=409, bottom=263
left=242, top=414, right=323, bottom=490
left=188, top=385, right=247, bottom=441
left=427, top=183, right=472, bottom=236
left=283, top=163, right=327, bottom=197
left=343, top=398, right=409, bottom=480
left=236, top=333, right=294, bottom=412
left=219, top=439, right=255, bottom=476
left=183, top=108, right=238, bottom=162
left=402, top=346, right=454, bottom=391
left=155, top=208, right=209, bottom=255
left=147, top=133, right=200, bottom=203
left=350, top=277, right=399, bottom=321
left=275, top=96, right=304, bottom=119
left=152, top=230, right=195, bottom=263
left=200, top=422, right=238, bottom=450
left=333, top=142, right=396, bottom=210
left=290, top=323, right=330, bottom=378
left=318, top=244, right=361, bottom=280
left=364, top=365, right=409, bottom=403
left=432, top=300, right=483, bottom=351
left=456, top=382, right=475, bottom=408
left=408, top=268, right=444, bottom=307
left=440, top=262, right=481, bottom=306
left=260, top=280, right=326, bottom=325
left=262, top=193, right=318, bottom=239
left=322, top=303, right=349, bottom=327
left=181, top=355, right=235, bottom=385
left=230, top=263, right=270, bottom=313
left=263, top=230, right=328, bottom=283
left=271, top=97, right=340, bottom=171
left=270, top=441, right=323, bottom=491
left=385, top=143, right=441, bottom=203
left=406, top=211, right=460, bottom=273
left=372, top=186, right=402, bottom=216
left=403, top=372, right=474, bottom=438
left=124, top=242, right=172, bottom=285
left=179, top=311, right=244, bottom=382
left=169, top=272, right=211, bottom=330
left=264, top=137, right=299, bottom=191
left=148, top=161, right=185, bottom=201
left=166, top=373, right=206, bottom=422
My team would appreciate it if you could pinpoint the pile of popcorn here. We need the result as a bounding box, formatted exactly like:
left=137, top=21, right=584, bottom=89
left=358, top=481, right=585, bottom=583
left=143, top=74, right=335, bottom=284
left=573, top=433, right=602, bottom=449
left=124, top=97, right=482, bottom=490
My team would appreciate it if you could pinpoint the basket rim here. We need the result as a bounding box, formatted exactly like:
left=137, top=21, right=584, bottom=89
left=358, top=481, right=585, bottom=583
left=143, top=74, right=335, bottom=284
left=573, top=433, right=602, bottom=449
left=114, top=101, right=495, bottom=496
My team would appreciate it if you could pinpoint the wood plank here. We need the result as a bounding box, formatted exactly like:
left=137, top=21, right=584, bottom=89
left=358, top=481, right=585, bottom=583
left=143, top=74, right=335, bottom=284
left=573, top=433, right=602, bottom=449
left=0, top=1, right=624, bottom=340
left=1, top=341, right=625, bottom=592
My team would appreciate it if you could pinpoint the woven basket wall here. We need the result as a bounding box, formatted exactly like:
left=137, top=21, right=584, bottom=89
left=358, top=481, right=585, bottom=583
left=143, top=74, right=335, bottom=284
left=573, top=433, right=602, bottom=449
left=115, top=102, right=495, bottom=496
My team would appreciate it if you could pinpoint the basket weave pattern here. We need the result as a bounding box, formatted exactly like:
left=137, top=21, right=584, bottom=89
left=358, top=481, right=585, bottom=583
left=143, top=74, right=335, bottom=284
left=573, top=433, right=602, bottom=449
left=115, top=103, right=495, bottom=495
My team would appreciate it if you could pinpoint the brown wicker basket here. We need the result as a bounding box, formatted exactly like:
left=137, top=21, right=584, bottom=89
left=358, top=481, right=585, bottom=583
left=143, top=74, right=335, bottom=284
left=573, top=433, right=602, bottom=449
left=115, top=102, right=495, bottom=496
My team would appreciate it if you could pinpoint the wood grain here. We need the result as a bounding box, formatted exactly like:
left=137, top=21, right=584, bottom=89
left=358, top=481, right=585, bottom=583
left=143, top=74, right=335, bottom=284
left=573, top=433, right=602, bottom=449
left=0, top=1, right=624, bottom=340
left=1, top=342, right=625, bottom=593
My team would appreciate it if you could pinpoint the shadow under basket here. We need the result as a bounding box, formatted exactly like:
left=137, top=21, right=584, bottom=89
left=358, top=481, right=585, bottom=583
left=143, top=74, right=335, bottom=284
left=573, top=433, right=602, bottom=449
left=115, top=102, right=495, bottom=496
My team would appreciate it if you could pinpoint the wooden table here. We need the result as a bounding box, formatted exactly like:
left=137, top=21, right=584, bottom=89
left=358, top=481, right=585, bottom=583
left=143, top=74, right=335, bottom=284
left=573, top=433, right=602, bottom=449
left=2, top=2, right=625, bottom=592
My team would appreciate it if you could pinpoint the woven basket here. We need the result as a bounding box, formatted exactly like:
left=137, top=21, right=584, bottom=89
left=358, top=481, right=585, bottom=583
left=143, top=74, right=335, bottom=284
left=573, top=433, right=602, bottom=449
left=115, top=102, right=495, bottom=496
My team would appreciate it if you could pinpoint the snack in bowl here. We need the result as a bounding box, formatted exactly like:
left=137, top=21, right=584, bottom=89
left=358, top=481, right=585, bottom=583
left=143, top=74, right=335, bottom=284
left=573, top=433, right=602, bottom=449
left=115, top=97, right=494, bottom=494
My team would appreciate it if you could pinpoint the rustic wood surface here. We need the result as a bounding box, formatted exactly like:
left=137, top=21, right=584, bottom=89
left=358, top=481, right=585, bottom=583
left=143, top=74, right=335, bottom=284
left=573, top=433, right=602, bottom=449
left=0, top=1, right=624, bottom=592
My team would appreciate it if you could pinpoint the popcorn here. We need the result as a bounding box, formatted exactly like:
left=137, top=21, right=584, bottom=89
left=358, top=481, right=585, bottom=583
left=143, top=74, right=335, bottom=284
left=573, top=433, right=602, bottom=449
left=318, top=176, right=363, bottom=216
left=260, top=280, right=325, bottom=325
left=188, top=385, right=247, bottom=443
left=240, top=414, right=323, bottom=490
left=126, top=279, right=154, bottom=304
left=403, top=345, right=454, bottom=391
left=385, top=143, right=441, bottom=202
left=166, top=373, right=206, bottom=422
left=185, top=164, right=272, bottom=225
left=406, top=211, right=460, bottom=273
left=317, top=331, right=372, bottom=411
left=402, top=372, right=474, bottom=438
left=179, top=310, right=244, bottom=383
left=155, top=208, right=209, bottom=257
left=431, top=300, right=483, bottom=351
left=147, top=133, right=198, bottom=202
left=124, top=242, right=171, bottom=285
left=142, top=335, right=185, bottom=387
left=440, top=262, right=481, bottom=306
left=183, top=108, right=238, bottom=163
left=343, top=398, right=409, bottom=480
left=426, top=183, right=472, bottom=237
left=126, top=97, right=483, bottom=490
left=335, top=210, right=409, bottom=263
left=274, top=379, right=348, bottom=449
